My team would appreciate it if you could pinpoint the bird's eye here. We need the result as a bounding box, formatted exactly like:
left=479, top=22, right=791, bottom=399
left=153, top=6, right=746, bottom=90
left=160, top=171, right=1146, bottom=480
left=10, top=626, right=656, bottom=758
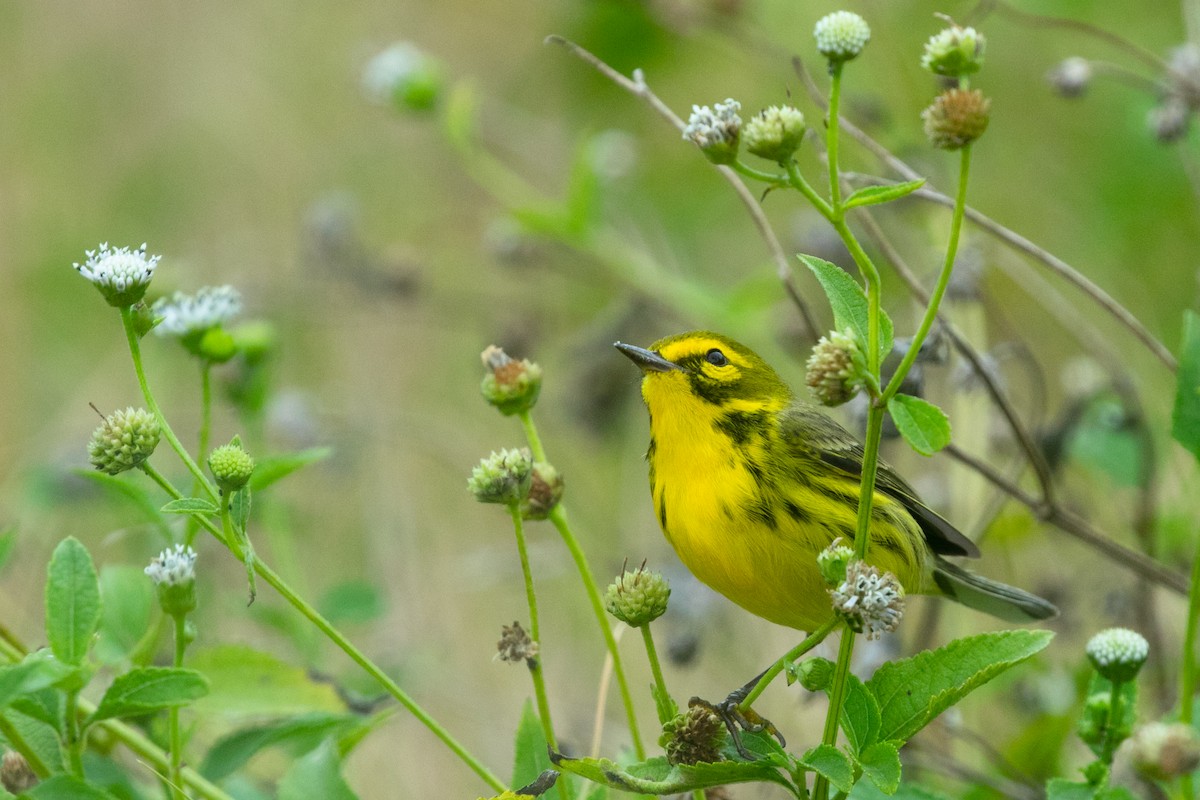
left=705, top=349, right=728, bottom=367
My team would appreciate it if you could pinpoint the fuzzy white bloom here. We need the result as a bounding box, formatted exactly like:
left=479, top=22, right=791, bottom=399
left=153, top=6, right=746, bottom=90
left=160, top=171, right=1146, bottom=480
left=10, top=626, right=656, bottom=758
left=814, top=11, right=871, bottom=62
left=682, top=99, right=742, bottom=164
left=145, top=544, right=197, bottom=586
left=1086, top=627, right=1149, bottom=682
left=152, top=286, right=242, bottom=337
left=74, top=242, right=161, bottom=306
left=829, top=561, right=904, bottom=639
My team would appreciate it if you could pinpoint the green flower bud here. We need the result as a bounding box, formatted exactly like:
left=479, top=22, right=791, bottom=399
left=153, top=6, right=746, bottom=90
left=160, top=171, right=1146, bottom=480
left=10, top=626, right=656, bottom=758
left=521, top=461, right=564, bottom=520
left=145, top=544, right=197, bottom=618
left=682, top=99, right=742, bottom=165
left=362, top=42, right=443, bottom=112
left=743, top=105, right=807, bottom=162
left=198, top=327, right=237, bottom=363
left=604, top=565, right=670, bottom=627
left=88, top=407, right=162, bottom=475
left=922, top=88, right=991, bottom=150
left=921, top=26, right=985, bottom=77
left=660, top=703, right=725, bottom=765
left=208, top=443, right=255, bottom=492
left=467, top=448, right=533, bottom=504
left=480, top=345, right=543, bottom=416
left=1128, top=722, right=1200, bottom=781
left=814, top=11, right=871, bottom=64
left=73, top=242, right=160, bottom=307
left=1086, top=628, right=1149, bottom=683
left=805, top=329, right=864, bottom=407
left=816, top=538, right=855, bottom=587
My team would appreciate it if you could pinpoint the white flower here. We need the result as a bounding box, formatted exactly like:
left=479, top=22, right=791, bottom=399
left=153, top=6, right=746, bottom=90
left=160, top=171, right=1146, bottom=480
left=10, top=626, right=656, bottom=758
left=829, top=561, right=904, bottom=639
left=145, top=544, right=197, bottom=586
left=152, top=286, right=242, bottom=337
left=361, top=42, right=441, bottom=110
left=1086, top=627, right=1149, bottom=682
left=682, top=99, right=742, bottom=164
left=74, top=242, right=161, bottom=306
left=814, top=11, right=871, bottom=62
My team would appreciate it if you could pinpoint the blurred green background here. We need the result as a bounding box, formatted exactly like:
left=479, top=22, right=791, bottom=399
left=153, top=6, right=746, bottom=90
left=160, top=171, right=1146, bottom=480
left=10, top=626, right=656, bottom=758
left=3, top=0, right=1200, bottom=796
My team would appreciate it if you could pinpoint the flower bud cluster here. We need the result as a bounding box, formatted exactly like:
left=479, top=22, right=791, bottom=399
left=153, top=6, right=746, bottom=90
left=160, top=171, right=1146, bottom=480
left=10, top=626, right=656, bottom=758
left=683, top=99, right=742, bottom=165
left=88, top=407, right=162, bottom=475
left=146, top=544, right=198, bottom=617
left=660, top=703, right=725, bottom=765
left=922, top=89, right=991, bottom=150
left=208, top=443, right=255, bottom=492
left=480, top=345, right=543, bottom=416
left=521, top=461, right=564, bottom=520
left=604, top=565, right=670, bottom=627
left=1086, top=628, right=1149, bottom=683
left=805, top=329, right=863, bottom=407
left=814, top=12, right=871, bottom=64
left=829, top=561, right=904, bottom=639
left=921, top=26, right=985, bottom=77
left=468, top=448, right=533, bottom=504
left=495, top=620, right=538, bottom=665
left=743, top=106, right=806, bottom=163
left=74, top=243, right=161, bottom=307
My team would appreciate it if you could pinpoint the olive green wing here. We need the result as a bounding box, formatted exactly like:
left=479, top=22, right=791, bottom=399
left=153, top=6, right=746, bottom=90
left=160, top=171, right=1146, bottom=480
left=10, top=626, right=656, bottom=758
left=778, top=403, right=980, bottom=559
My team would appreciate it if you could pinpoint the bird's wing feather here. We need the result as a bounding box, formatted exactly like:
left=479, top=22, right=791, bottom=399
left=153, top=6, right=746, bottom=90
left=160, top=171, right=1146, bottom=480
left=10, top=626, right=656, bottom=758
left=779, top=404, right=980, bottom=559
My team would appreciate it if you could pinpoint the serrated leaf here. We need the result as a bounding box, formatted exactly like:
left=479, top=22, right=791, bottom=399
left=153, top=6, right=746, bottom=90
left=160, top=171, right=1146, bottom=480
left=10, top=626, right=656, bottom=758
left=841, top=673, right=882, bottom=755
left=199, top=713, right=358, bottom=781
left=94, top=565, right=155, bottom=666
left=849, top=781, right=950, bottom=800
left=799, top=744, right=854, bottom=793
left=551, top=749, right=797, bottom=796
left=10, top=687, right=63, bottom=727
left=512, top=699, right=552, bottom=790
left=0, top=651, right=74, bottom=709
left=866, top=630, right=1053, bottom=743
left=44, top=538, right=101, bottom=666
left=89, top=667, right=208, bottom=722
left=160, top=497, right=218, bottom=515
left=844, top=180, right=926, bottom=210
left=1045, top=779, right=1095, bottom=800
left=799, top=255, right=894, bottom=360
left=21, top=775, right=118, bottom=799
left=189, top=645, right=344, bottom=717
left=859, top=741, right=902, bottom=794
left=887, top=394, right=951, bottom=456
left=1173, top=309, right=1200, bottom=458
left=248, top=447, right=332, bottom=492
left=277, top=739, right=359, bottom=800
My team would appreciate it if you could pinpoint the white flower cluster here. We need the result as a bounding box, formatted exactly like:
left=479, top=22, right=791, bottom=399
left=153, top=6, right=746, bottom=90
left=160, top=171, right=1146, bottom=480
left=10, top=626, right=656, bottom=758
left=152, top=286, right=242, bottom=337
left=145, top=544, right=197, bottom=586
left=1086, top=627, right=1149, bottom=676
left=682, top=99, right=742, bottom=152
left=73, top=243, right=161, bottom=305
left=362, top=42, right=426, bottom=105
left=829, top=561, right=904, bottom=639
left=814, top=11, right=871, bottom=62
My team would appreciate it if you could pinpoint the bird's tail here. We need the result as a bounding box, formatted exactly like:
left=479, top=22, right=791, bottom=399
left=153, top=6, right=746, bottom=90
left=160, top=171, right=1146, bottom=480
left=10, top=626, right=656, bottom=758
left=932, top=558, right=1058, bottom=622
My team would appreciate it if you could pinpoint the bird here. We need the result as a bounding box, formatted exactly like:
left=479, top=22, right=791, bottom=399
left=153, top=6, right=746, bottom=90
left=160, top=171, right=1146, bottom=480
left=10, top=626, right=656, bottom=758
left=615, top=330, right=1057, bottom=634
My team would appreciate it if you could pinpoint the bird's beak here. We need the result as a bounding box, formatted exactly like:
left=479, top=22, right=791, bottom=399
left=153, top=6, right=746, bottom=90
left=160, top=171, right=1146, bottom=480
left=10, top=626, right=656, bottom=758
left=614, top=342, right=685, bottom=373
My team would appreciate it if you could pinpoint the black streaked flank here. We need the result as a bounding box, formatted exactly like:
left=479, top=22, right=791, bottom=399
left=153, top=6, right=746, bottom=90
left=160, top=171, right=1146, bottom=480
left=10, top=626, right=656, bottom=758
left=657, top=496, right=668, bottom=529
left=714, top=410, right=768, bottom=447
left=783, top=499, right=811, bottom=525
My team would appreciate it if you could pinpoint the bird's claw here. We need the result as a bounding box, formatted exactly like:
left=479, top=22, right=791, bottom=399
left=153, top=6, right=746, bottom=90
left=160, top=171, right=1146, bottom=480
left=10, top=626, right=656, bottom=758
left=689, top=694, right=785, bottom=760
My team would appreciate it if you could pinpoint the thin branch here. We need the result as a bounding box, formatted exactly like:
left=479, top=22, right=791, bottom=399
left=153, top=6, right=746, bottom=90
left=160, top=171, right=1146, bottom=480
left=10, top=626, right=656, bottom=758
left=546, top=35, right=818, bottom=339
left=792, top=55, right=1176, bottom=371
left=944, top=442, right=1189, bottom=595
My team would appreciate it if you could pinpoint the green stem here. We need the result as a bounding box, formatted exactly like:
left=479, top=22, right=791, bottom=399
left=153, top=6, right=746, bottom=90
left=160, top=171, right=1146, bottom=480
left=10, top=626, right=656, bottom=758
left=730, top=160, right=789, bottom=187
left=168, top=614, right=188, bottom=800
left=1179, top=526, right=1200, bottom=799
left=785, top=160, right=834, bottom=220
left=153, top=472, right=507, bottom=791
left=640, top=625, right=673, bottom=725
left=882, top=145, right=973, bottom=402
left=517, top=410, right=645, bottom=758
left=185, top=361, right=215, bottom=547
left=826, top=63, right=845, bottom=211
left=119, top=306, right=217, bottom=503
left=1102, top=678, right=1124, bottom=764
left=64, top=689, right=85, bottom=776
left=739, top=618, right=840, bottom=710
left=220, top=490, right=256, bottom=603
left=508, top=502, right=559, bottom=752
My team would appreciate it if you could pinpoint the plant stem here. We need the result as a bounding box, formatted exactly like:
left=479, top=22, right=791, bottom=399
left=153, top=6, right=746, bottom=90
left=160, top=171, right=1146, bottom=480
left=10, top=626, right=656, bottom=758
left=64, top=689, right=85, bottom=777
left=882, top=145, right=973, bottom=402
left=826, top=63, right=845, bottom=210
left=785, top=160, right=834, bottom=220
left=168, top=613, right=188, bottom=800
left=220, top=490, right=256, bottom=603
left=731, top=160, right=789, bottom=187
left=639, top=625, right=673, bottom=725
left=1102, top=678, right=1124, bottom=765
left=739, top=618, right=840, bottom=710
left=186, top=361, right=215, bottom=547
left=1178, top=526, right=1200, bottom=799
left=151, top=468, right=507, bottom=791
left=119, top=307, right=217, bottom=503
left=508, top=502, right=559, bottom=752
left=518, top=410, right=646, bottom=758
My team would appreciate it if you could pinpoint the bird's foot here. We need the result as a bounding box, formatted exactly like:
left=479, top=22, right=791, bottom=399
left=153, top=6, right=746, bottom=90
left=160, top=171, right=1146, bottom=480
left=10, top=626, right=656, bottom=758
left=688, top=689, right=785, bottom=760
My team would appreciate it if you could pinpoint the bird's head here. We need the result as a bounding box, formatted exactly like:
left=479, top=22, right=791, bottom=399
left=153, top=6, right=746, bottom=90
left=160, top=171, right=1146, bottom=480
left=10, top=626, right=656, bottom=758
left=615, top=330, right=793, bottom=414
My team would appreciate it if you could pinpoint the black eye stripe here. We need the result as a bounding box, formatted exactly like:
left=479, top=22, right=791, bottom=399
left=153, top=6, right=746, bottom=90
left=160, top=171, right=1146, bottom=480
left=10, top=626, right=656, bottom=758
left=706, top=348, right=728, bottom=366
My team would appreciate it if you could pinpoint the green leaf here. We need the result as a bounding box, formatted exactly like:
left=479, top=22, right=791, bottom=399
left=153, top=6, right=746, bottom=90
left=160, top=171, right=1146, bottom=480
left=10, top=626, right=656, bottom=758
left=799, top=744, right=854, bottom=793
left=75, top=470, right=171, bottom=539
left=199, top=713, right=357, bottom=781
left=651, top=682, right=680, bottom=729
left=551, top=754, right=796, bottom=796
left=1173, top=309, right=1200, bottom=458
left=844, top=180, right=926, bottom=210
left=0, top=651, right=74, bottom=709
left=21, top=775, right=118, bottom=799
left=160, top=497, right=218, bottom=515
left=277, top=739, right=359, bottom=800
left=1066, top=396, right=1144, bottom=486
left=1045, top=779, right=1096, bottom=800
left=89, top=667, right=209, bottom=722
left=95, top=565, right=155, bottom=666
left=565, top=137, right=601, bottom=236
left=859, top=741, right=902, bottom=794
left=866, top=630, right=1053, bottom=743
left=318, top=580, right=385, bottom=626
left=231, top=487, right=251, bottom=535
left=249, top=447, right=332, bottom=492
left=0, top=527, right=16, bottom=572
left=189, top=645, right=344, bottom=717
left=849, top=781, right=950, bottom=800
left=512, top=699, right=552, bottom=790
left=44, top=537, right=102, bottom=666
left=11, top=687, right=63, bottom=727
left=841, top=673, right=882, bottom=755
left=799, top=254, right=894, bottom=360
left=887, top=394, right=951, bottom=456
